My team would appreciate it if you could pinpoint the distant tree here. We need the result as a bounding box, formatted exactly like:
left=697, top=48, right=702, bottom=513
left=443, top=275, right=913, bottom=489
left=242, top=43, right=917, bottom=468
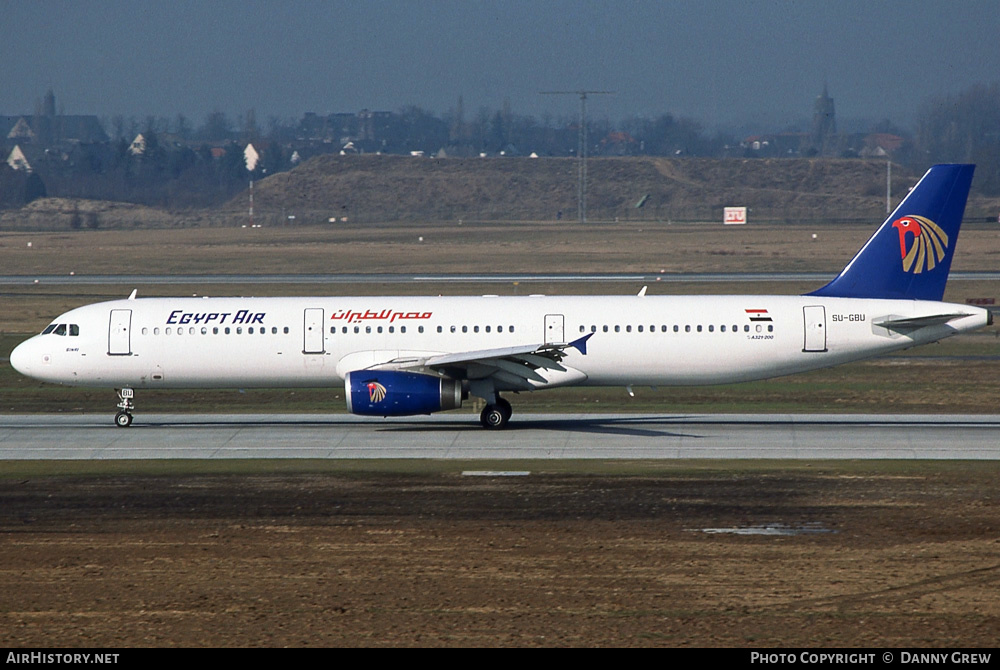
left=916, top=83, right=1000, bottom=194
left=198, top=110, right=233, bottom=142
left=174, top=114, right=193, bottom=140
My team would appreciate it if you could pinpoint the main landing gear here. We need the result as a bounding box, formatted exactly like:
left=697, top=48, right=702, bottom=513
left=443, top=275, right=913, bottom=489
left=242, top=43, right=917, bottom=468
left=480, top=396, right=512, bottom=430
left=114, top=388, right=134, bottom=427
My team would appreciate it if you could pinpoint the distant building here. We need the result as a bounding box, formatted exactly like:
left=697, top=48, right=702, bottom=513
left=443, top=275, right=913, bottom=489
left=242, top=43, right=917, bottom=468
left=1, top=91, right=108, bottom=148
left=129, top=134, right=147, bottom=156
left=6, top=145, right=31, bottom=172
left=860, top=133, right=905, bottom=158
left=600, top=131, right=638, bottom=156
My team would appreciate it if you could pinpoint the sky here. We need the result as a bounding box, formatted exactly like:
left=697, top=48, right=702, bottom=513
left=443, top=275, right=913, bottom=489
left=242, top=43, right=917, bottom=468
left=2, top=0, right=999, bottom=132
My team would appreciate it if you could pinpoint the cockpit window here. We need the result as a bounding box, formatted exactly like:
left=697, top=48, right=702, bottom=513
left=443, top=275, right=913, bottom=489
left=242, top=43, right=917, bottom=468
left=42, top=323, right=79, bottom=336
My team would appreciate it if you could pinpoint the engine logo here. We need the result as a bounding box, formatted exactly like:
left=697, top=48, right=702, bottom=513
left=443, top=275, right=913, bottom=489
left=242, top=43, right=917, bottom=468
left=366, top=381, right=387, bottom=403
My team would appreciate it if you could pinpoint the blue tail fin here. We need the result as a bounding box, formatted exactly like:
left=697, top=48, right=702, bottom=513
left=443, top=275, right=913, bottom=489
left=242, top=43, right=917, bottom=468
left=808, top=164, right=975, bottom=301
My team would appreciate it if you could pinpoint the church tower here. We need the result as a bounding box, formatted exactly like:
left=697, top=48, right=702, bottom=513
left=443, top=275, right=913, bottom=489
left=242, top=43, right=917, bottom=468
left=811, top=84, right=836, bottom=154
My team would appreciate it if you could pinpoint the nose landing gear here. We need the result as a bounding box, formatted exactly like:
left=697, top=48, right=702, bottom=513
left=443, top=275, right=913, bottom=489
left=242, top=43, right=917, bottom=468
left=115, top=388, right=134, bottom=427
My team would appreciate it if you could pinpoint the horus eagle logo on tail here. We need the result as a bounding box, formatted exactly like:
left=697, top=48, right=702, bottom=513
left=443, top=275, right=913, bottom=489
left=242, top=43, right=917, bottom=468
left=366, top=381, right=387, bottom=403
left=892, top=215, right=949, bottom=273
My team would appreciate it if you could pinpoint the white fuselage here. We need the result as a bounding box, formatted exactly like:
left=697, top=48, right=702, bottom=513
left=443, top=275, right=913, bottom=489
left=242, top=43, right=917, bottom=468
left=10, top=294, right=990, bottom=391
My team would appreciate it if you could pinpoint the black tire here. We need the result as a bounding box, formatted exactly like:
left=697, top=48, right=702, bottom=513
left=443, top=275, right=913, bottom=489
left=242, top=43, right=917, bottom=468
left=480, top=404, right=508, bottom=430
left=496, top=397, right=512, bottom=422
left=115, top=411, right=133, bottom=428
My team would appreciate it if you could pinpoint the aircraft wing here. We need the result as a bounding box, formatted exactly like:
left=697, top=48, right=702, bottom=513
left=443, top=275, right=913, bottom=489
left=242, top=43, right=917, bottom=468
left=367, top=333, right=593, bottom=390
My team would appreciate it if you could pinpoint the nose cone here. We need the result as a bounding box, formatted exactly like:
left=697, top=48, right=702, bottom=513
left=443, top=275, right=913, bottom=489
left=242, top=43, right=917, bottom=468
left=9, top=338, right=34, bottom=377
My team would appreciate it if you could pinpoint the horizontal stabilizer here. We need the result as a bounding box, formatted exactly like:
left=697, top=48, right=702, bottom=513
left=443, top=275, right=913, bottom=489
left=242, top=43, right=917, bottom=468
left=873, top=312, right=974, bottom=332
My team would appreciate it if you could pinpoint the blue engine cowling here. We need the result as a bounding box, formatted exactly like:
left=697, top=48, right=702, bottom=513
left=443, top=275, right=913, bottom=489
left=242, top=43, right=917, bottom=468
left=345, top=371, right=464, bottom=416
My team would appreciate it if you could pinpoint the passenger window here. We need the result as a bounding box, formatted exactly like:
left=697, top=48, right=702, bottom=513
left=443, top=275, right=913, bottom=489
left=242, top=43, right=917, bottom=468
left=201, top=327, right=208, bottom=335
left=272, top=327, right=278, bottom=334
left=462, top=326, right=468, bottom=333
left=166, top=327, right=172, bottom=335
left=401, top=326, right=406, bottom=334
left=685, top=325, right=691, bottom=332
left=225, top=327, right=231, bottom=334
left=286, top=327, right=291, bottom=334
left=154, top=328, right=160, bottom=335
left=236, top=327, right=242, bottom=334
left=249, top=327, right=254, bottom=334
left=388, top=326, right=394, bottom=333
left=213, top=327, right=218, bottom=334
left=708, top=325, right=714, bottom=332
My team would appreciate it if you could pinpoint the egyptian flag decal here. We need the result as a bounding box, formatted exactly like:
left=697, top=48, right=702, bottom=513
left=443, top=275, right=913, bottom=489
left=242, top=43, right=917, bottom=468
left=745, top=309, right=773, bottom=322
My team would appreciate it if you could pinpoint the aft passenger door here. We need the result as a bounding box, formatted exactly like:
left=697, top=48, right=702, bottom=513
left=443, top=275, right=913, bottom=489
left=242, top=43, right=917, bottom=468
left=802, top=305, right=827, bottom=353
left=108, top=309, right=132, bottom=356
left=303, top=308, right=325, bottom=354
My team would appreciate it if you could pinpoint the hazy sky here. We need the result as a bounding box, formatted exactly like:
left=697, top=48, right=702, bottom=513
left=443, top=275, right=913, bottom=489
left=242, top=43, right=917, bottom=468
left=3, top=0, right=999, bottom=131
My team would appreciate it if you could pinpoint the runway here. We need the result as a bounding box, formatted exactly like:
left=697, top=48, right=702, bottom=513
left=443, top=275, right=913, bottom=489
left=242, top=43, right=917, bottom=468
left=1, top=413, right=999, bottom=460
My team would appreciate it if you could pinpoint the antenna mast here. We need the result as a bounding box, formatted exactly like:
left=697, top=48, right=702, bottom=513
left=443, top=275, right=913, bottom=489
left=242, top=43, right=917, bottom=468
left=540, top=90, right=614, bottom=223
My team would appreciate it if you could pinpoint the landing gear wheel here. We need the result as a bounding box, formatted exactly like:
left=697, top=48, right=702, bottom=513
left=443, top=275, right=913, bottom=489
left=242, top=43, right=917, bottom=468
left=496, top=397, right=512, bottom=422
left=480, top=398, right=512, bottom=430
left=115, top=388, right=135, bottom=428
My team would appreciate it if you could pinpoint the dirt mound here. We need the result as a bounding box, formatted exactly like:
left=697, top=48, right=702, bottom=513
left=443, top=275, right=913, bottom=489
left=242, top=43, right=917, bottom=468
left=236, top=155, right=917, bottom=225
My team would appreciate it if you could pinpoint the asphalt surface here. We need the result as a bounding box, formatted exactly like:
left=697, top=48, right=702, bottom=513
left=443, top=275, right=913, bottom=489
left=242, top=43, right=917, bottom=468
left=2, top=413, right=999, bottom=459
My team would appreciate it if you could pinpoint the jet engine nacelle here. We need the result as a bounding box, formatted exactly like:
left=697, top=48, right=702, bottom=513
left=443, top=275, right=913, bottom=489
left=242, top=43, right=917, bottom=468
left=345, top=371, right=464, bottom=417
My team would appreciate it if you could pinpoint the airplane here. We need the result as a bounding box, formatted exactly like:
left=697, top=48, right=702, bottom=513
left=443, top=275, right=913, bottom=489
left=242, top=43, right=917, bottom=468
left=9, top=164, right=993, bottom=430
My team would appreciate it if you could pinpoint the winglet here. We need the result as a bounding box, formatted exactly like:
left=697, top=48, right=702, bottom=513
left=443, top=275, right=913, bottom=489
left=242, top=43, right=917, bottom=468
left=569, top=332, right=594, bottom=355
left=808, top=164, right=975, bottom=301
